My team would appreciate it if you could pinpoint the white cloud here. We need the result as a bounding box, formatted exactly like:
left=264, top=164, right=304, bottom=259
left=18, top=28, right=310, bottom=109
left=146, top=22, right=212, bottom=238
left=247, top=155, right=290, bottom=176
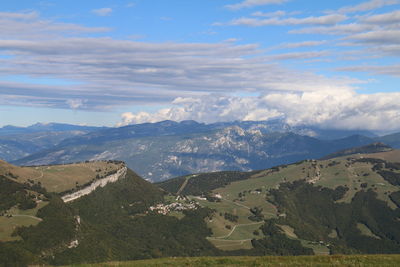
left=0, top=10, right=396, bottom=132
left=66, top=99, right=86, bottom=109
left=0, top=11, right=109, bottom=40
left=267, top=51, right=329, bottom=60
left=277, top=40, right=327, bottom=49
left=0, top=11, right=39, bottom=20
left=336, top=0, right=399, bottom=14
left=117, top=95, right=283, bottom=126
left=345, top=30, right=400, bottom=44
left=251, top=10, right=287, bottom=17
left=337, top=64, right=400, bottom=77
left=226, top=14, right=347, bottom=26
left=92, top=8, right=113, bottom=16
left=360, top=10, right=400, bottom=24
left=225, top=0, right=288, bottom=10
left=290, top=23, right=376, bottom=35
left=118, top=91, right=400, bottom=131
left=0, top=12, right=360, bottom=111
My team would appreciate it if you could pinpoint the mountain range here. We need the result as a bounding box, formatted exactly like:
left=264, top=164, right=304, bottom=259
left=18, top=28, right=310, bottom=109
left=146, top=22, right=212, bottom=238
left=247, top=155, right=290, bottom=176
left=4, top=120, right=400, bottom=182
left=0, top=123, right=106, bottom=162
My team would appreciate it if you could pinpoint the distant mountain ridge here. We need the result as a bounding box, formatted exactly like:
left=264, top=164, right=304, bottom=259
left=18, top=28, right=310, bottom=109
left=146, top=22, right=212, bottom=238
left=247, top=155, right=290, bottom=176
left=0, top=122, right=107, bottom=136
left=0, top=123, right=107, bottom=162
left=3, top=120, right=400, bottom=182
left=9, top=121, right=391, bottom=182
left=321, top=142, right=393, bottom=160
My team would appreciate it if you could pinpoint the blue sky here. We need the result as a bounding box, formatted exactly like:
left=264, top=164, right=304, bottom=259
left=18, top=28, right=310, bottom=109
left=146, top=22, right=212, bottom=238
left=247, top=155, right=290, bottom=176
left=0, top=0, right=399, bottom=130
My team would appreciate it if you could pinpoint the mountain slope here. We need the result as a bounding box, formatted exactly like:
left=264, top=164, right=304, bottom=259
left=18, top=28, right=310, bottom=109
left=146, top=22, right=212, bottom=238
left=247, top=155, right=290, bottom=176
left=321, top=142, right=393, bottom=160
left=158, top=149, right=400, bottom=254
left=377, top=132, right=400, bottom=149
left=2, top=147, right=400, bottom=265
left=0, top=160, right=220, bottom=265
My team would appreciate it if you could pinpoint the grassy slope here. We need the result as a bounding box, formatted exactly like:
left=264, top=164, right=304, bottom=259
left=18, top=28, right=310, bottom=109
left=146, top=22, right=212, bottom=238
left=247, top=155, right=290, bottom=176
left=0, top=160, right=124, bottom=242
left=0, top=201, right=48, bottom=241
left=69, top=255, right=400, bottom=266
left=0, top=160, right=123, bottom=193
left=0, top=172, right=50, bottom=242
left=361, top=150, right=400, bottom=163
left=26, top=161, right=123, bottom=193
left=2, top=149, right=400, bottom=264
left=162, top=150, right=400, bottom=252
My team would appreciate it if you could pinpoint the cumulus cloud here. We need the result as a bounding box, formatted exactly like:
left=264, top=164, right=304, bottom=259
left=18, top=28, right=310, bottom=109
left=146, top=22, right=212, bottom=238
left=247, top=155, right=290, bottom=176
left=225, top=0, right=288, bottom=10
left=118, top=95, right=283, bottom=126
left=92, top=8, right=113, bottom=16
left=118, top=91, right=400, bottom=131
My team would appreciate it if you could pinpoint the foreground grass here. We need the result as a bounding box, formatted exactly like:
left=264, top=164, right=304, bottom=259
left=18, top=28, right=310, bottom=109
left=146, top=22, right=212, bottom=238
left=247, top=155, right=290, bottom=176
left=68, top=255, right=400, bottom=267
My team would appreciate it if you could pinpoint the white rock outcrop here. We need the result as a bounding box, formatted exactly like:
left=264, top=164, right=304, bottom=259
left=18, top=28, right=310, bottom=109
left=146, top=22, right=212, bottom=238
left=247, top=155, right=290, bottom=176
left=62, top=167, right=127, bottom=203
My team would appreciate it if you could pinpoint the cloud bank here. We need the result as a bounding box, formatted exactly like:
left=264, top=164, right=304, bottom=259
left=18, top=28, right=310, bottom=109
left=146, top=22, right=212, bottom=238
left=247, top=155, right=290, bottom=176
left=118, top=91, right=400, bottom=131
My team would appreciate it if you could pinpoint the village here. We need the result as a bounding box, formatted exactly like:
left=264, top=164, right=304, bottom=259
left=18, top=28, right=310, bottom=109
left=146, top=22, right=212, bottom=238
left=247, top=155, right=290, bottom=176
left=148, top=196, right=199, bottom=215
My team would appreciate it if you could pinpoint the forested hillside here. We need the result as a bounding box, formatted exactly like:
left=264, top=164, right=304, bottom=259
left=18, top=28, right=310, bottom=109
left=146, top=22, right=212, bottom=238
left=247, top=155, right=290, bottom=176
left=1, top=147, right=400, bottom=265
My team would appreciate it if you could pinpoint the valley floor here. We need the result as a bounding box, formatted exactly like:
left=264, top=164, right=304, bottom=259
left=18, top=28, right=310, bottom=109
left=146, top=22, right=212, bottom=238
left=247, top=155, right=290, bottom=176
left=67, top=255, right=400, bottom=266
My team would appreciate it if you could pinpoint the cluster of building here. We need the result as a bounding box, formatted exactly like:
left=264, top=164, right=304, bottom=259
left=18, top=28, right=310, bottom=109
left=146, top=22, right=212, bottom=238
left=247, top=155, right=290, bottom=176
left=148, top=201, right=198, bottom=215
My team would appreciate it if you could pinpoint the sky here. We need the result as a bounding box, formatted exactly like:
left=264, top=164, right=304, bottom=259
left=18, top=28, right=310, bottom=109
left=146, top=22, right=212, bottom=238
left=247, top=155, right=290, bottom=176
left=0, top=0, right=399, bottom=131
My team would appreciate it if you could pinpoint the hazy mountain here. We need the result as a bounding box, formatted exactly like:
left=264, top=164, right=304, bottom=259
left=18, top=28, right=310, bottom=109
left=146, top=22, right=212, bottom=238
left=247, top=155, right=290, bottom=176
left=0, top=123, right=107, bottom=162
left=0, top=123, right=106, bottom=136
left=321, top=142, right=393, bottom=160
left=13, top=120, right=378, bottom=182
left=377, top=132, right=400, bottom=149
